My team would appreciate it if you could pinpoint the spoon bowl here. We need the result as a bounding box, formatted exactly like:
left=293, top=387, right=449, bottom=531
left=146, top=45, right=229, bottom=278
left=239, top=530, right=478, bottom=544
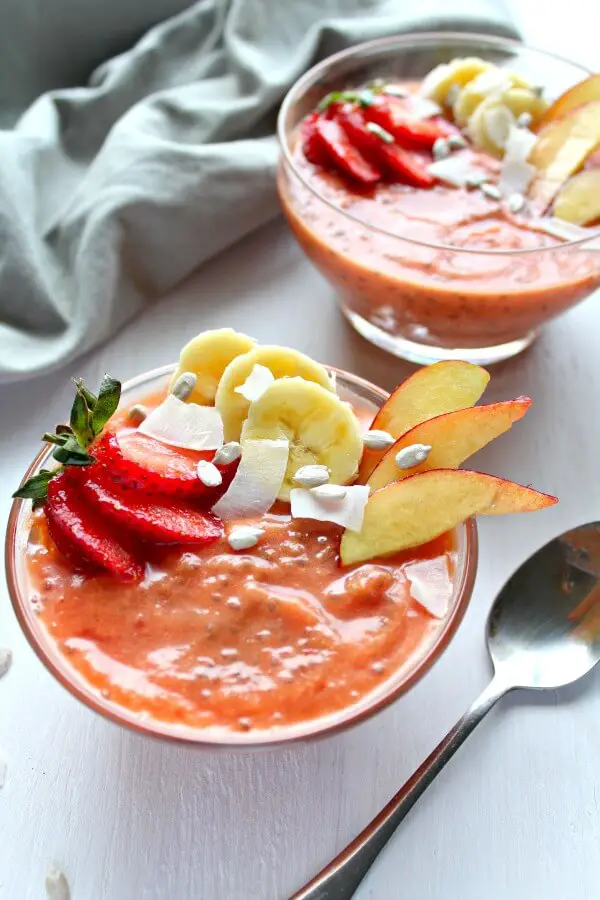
left=488, top=522, right=600, bottom=689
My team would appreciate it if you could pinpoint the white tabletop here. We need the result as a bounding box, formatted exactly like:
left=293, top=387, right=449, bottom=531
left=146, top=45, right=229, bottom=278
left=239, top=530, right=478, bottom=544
left=2, top=4, right=599, bottom=899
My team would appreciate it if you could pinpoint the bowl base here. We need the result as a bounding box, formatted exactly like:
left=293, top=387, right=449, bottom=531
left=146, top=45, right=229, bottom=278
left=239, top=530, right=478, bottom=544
left=342, top=306, right=537, bottom=366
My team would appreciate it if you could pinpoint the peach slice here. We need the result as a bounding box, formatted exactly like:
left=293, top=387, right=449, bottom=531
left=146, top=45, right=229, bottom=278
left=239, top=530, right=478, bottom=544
left=529, top=101, right=600, bottom=210
left=366, top=398, right=531, bottom=492
left=358, top=361, right=490, bottom=482
left=553, top=169, right=600, bottom=225
left=537, top=74, right=600, bottom=129
left=340, top=469, right=557, bottom=567
left=584, top=147, right=600, bottom=169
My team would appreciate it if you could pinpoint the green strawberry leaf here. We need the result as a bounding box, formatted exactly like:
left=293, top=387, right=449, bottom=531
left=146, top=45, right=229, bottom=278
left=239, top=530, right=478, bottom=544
left=92, top=375, right=121, bottom=435
left=70, top=391, right=94, bottom=446
left=52, top=435, right=94, bottom=466
left=74, top=378, right=98, bottom=411
left=12, top=469, right=55, bottom=501
left=42, top=432, right=69, bottom=446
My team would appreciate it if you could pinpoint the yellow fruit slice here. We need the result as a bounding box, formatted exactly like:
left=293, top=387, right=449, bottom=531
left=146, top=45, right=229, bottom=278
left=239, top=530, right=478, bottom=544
left=170, top=328, right=255, bottom=405
left=216, top=346, right=333, bottom=442
left=553, top=169, right=600, bottom=225
left=241, top=377, right=362, bottom=501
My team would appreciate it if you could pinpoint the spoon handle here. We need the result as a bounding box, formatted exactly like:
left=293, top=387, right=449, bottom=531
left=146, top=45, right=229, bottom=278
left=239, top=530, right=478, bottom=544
left=290, top=675, right=509, bottom=900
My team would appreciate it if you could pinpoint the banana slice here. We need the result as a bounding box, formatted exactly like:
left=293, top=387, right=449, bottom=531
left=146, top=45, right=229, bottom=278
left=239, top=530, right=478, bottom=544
left=453, top=69, right=530, bottom=127
left=216, top=346, right=333, bottom=442
left=467, top=89, right=548, bottom=154
left=420, top=57, right=492, bottom=105
left=169, top=328, right=256, bottom=405
left=241, top=377, right=363, bottom=501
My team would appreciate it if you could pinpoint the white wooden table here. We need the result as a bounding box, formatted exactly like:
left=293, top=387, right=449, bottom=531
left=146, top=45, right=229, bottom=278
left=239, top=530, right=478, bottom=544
left=2, top=4, right=599, bottom=898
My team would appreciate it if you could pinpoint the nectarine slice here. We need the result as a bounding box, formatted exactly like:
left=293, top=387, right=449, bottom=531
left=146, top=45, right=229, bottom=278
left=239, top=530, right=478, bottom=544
left=340, top=469, right=557, bottom=567
left=358, top=361, right=489, bottom=482
left=529, top=100, right=600, bottom=210
left=553, top=169, right=600, bottom=225
left=537, top=74, right=600, bottom=129
left=367, top=398, right=531, bottom=492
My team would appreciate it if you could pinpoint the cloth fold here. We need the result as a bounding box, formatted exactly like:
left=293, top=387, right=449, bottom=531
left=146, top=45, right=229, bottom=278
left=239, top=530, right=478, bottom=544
left=0, top=0, right=518, bottom=381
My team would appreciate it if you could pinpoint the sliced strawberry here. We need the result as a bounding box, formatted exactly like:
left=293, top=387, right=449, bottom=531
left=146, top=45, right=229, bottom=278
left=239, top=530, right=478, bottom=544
left=82, top=472, right=225, bottom=546
left=301, top=111, right=331, bottom=168
left=94, top=431, right=237, bottom=501
left=336, top=106, right=435, bottom=189
left=365, top=97, right=459, bottom=149
left=313, top=118, right=381, bottom=186
left=46, top=471, right=144, bottom=582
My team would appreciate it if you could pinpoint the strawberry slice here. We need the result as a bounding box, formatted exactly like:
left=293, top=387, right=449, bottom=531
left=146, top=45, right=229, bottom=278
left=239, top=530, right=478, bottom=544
left=366, top=97, right=459, bottom=149
left=82, top=472, right=225, bottom=546
left=46, top=471, right=144, bottom=582
left=94, top=431, right=237, bottom=501
left=301, top=111, right=331, bottom=168
left=336, top=106, right=435, bottom=189
left=313, top=117, right=381, bottom=186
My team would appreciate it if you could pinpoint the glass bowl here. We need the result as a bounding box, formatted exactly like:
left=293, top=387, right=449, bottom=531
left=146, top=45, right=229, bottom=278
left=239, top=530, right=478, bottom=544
left=277, top=32, right=600, bottom=365
left=5, top=364, right=477, bottom=748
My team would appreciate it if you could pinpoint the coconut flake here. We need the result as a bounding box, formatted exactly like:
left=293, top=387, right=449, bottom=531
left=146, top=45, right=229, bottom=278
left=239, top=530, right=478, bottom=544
left=407, top=567, right=448, bottom=618
left=138, top=394, right=223, bottom=451
left=212, top=439, right=289, bottom=520
left=499, top=159, right=536, bottom=197
left=45, top=868, right=70, bottom=900
left=0, top=647, right=12, bottom=679
left=291, top=485, right=370, bottom=533
left=504, top=124, right=537, bottom=162
left=408, top=96, right=443, bottom=120
left=428, top=154, right=488, bottom=188
left=234, top=364, right=275, bottom=402
left=483, top=104, right=515, bottom=150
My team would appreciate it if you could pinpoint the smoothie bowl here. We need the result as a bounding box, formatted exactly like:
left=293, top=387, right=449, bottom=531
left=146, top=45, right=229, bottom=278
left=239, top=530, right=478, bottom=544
left=277, top=33, right=600, bottom=364
left=7, top=330, right=556, bottom=747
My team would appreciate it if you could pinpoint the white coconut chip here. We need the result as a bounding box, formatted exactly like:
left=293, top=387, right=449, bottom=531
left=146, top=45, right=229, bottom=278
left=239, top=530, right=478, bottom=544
left=483, top=104, right=515, bottom=151
left=407, top=569, right=448, bottom=619
left=212, top=439, right=289, bottom=520
left=0, top=647, right=12, bottom=679
left=504, top=124, right=537, bottom=161
left=234, top=364, right=275, bottom=402
left=499, top=125, right=538, bottom=196
left=290, top=485, right=370, bottom=533
left=138, top=394, right=223, bottom=451
left=428, top=154, right=488, bottom=188
left=408, top=96, right=443, bottom=120
left=45, top=868, right=70, bottom=900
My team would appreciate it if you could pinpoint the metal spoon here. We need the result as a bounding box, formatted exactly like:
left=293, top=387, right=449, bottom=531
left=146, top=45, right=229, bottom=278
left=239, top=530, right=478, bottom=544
left=291, top=522, right=600, bottom=900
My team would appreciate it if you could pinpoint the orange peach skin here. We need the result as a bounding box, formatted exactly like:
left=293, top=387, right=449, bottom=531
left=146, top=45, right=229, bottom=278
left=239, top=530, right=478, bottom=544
left=367, top=398, right=531, bottom=492
left=340, top=469, right=557, bottom=566
left=358, top=361, right=489, bottom=482
left=537, top=74, right=600, bottom=130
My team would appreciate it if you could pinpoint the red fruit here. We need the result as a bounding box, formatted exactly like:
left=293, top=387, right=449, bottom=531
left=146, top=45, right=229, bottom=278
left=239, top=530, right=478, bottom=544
left=46, top=471, right=144, bottom=582
left=336, top=106, right=435, bottom=189
left=82, top=473, right=225, bottom=546
left=301, top=111, right=331, bottom=168
left=366, top=97, right=459, bottom=149
left=94, top=431, right=237, bottom=502
left=313, top=117, right=381, bottom=186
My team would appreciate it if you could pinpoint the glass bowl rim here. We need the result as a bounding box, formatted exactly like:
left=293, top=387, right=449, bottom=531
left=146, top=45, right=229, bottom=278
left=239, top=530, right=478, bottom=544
left=277, top=30, right=599, bottom=257
left=5, top=362, right=478, bottom=749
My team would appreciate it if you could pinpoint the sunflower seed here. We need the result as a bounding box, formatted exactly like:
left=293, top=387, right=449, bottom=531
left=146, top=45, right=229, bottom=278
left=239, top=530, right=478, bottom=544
left=126, top=404, right=148, bottom=426
left=310, top=484, right=347, bottom=502
left=516, top=111, right=533, bottom=129
left=480, top=182, right=502, bottom=200
left=196, top=460, right=223, bottom=487
left=395, top=443, right=432, bottom=470
left=362, top=430, right=395, bottom=451
left=465, top=172, right=489, bottom=189
left=432, top=137, right=451, bottom=160
left=212, top=441, right=242, bottom=466
left=45, top=868, right=70, bottom=900
left=293, top=465, right=330, bottom=488
left=0, top=648, right=12, bottom=679
left=170, top=371, right=197, bottom=401
left=228, top=525, right=264, bottom=551
left=507, top=192, right=526, bottom=214
left=366, top=122, right=395, bottom=144
left=447, top=133, right=468, bottom=150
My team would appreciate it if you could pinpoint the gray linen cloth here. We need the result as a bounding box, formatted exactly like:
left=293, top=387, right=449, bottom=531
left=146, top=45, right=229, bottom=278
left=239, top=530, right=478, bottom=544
left=0, top=0, right=517, bottom=382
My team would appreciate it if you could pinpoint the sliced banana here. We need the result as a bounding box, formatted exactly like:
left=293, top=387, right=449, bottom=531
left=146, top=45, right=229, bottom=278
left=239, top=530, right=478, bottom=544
left=453, top=69, right=529, bottom=127
left=169, top=328, right=255, bottom=405
left=216, top=346, right=333, bottom=442
left=420, top=57, right=492, bottom=105
left=241, top=377, right=363, bottom=501
left=467, top=89, right=548, bottom=154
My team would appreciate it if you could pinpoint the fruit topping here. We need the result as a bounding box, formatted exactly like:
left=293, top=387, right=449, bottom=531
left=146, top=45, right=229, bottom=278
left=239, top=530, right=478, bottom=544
left=291, top=484, right=369, bottom=532
left=312, top=117, right=382, bottom=186
left=552, top=169, right=600, bottom=225
left=46, top=470, right=144, bottom=581
left=138, top=393, right=223, bottom=451
left=82, top=472, right=224, bottom=546
left=340, top=470, right=557, bottom=567
left=240, top=377, right=363, bottom=500
left=212, top=438, right=289, bottom=520
left=169, top=328, right=256, bottom=405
